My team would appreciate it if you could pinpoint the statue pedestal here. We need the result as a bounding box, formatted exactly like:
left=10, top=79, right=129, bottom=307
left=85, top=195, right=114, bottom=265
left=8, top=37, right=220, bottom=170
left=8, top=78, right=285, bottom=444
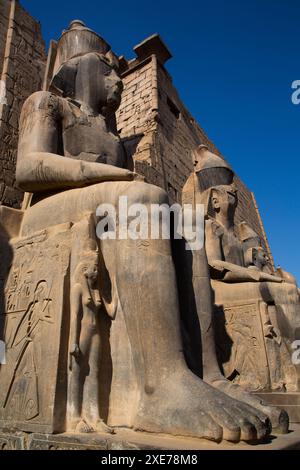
left=0, top=217, right=139, bottom=435
left=0, top=223, right=72, bottom=433
left=255, top=392, right=300, bottom=424
left=1, top=426, right=300, bottom=450
left=212, top=280, right=299, bottom=393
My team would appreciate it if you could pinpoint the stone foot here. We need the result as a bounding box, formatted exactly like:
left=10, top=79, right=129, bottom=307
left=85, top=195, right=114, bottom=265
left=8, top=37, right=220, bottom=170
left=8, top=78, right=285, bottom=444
left=94, top=419, right=115, bottom=434
left=133, top=368, right=271, bottom=442
left=207, top=376, right=289, bottom=434
left=75, top=419, right=95, bottom=433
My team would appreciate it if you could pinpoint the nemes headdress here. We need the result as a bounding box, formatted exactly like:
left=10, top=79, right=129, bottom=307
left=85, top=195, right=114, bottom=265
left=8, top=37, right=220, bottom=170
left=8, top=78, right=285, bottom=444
left=182, top=145, right=236, bottom=214
left=43, top=20, right=119, bottom=91
left=194, top=145, right=234, bottom=192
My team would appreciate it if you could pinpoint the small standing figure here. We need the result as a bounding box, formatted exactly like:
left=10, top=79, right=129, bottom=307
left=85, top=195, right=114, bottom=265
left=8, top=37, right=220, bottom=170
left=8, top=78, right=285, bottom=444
left=68, top=248, right=112, bottom=434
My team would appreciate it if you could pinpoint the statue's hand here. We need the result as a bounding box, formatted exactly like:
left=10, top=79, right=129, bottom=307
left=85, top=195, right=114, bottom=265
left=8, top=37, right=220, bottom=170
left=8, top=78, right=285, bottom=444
left=82, top=161, right=135, bottom=183
left=132, top=172, right=145, bottom=182
left=70, top=344, right=80, bottom=358
left=69, top=343, right=80, bottom=370
left=94, top=295, right=102, bottom=308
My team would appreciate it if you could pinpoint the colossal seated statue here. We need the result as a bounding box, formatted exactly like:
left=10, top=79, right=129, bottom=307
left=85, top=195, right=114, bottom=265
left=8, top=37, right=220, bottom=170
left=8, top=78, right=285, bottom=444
left=183, top=145, right=300, bottom=397
left=0, top=21, right=290, bottom=443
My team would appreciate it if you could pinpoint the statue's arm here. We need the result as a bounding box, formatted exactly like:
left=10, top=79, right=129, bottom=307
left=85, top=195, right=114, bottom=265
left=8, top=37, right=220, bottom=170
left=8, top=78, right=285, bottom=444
left=69, top=283, right=82, bottom=368
left=205, top=221, right=282, bottom=283
left=16, top=92, right=135, bottom=192
left=205, top=220, right=223, bottom=266
left=211, top=260, right=283, bottom=283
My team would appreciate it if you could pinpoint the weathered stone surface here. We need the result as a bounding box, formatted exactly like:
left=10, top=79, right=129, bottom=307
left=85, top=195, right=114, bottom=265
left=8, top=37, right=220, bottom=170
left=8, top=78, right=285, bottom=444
left=0, top=224, right=71, bottom=433
left=0, top=20, right=281, bottom=445
left=183, top=145, right=300, bottom=407
left=117, top=38, right=273, bottom=265
left=255, top=393, right=300, bottom=424
left=0, top=1, right=10, bottom=70
left=0, top=0, right=46, bottom=208
left=0, top=3, right=299, bottom=450
left=0, top=432, right=25, bottom=450
left=28, top=433, right=109, bottom=450
left=2, top=426, right=300, bottom=450
left=0, top=4, right=274, bottom=273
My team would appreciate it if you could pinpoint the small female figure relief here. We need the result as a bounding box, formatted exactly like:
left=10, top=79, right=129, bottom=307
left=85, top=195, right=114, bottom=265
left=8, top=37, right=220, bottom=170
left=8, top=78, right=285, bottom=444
left=68, top=249, right=112, bottom=434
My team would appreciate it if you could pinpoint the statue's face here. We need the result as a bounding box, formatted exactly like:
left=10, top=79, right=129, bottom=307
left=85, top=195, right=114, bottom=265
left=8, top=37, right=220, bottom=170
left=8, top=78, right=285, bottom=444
left=84, top=262, right=98, bottom=283
left=79, top=53, right=123, bottom=112
left=253, top=247, right=269, bottom=269
left=53, top=52, right=123, bottom=113
left=34, top=282, right=46, bottom=301
left=103, top=62, right=124, bottom=110
left=211, top=186, right=237, bottom=217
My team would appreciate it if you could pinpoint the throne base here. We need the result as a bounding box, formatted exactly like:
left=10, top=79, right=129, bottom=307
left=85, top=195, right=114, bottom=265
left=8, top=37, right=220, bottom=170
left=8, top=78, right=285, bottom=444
left=1, top=426, right=300, bottom=450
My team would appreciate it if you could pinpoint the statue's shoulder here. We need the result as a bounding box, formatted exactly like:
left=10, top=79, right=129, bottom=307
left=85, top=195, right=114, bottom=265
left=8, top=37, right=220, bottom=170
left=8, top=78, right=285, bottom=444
left=21, top=91, right=62, bottom=117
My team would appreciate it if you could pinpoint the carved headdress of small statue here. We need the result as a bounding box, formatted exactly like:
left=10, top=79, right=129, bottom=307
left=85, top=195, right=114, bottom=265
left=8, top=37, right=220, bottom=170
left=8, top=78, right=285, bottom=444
left=237, top=221, right=274, bottom=273
left=182, top=144, right=237, bottom=218
left=43, top=19, right=119, bottom=94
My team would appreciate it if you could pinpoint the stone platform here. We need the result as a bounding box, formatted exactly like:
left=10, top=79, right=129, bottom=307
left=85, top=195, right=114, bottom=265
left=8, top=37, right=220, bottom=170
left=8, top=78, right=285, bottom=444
left=1, top=426, right=300, bottom=450
left=256, top=393, right=300, bottom=424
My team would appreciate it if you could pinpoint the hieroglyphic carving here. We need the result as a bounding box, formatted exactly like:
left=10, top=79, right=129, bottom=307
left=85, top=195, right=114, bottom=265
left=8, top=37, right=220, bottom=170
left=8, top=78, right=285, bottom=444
left=214, top=301, right=270, bottom=391
left=214, top=299, right=299, bottom=393
left=0, top=225, right=71, bottom=432
left=261, top=303, right=298, bottom=392
left=0, top=433, right=25, bottom=450
left=0, top=0, right=46, bottom=208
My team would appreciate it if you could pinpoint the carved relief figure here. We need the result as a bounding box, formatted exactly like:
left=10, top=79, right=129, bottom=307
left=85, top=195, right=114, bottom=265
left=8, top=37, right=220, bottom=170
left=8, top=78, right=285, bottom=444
left=68, top=219, right=112, bottom=433
left=2, top=280, right=53, bottom=421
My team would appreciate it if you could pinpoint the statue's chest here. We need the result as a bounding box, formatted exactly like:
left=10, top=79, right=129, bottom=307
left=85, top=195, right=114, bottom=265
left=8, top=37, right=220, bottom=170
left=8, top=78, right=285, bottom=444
left=222, top=230, right=244, bottom=267
left=61, top=105, right=125, bottom=167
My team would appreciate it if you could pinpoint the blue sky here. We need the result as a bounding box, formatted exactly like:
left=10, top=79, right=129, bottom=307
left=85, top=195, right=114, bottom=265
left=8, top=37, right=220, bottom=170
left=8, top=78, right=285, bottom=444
left=21, top=0, right=300, bottom=282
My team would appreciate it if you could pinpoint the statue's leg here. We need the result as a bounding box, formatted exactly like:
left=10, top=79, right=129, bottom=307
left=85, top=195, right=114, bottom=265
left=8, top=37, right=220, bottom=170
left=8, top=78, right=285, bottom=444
left=68, top=357, right=82, bottom=431
left=97, top=183, right=272, bottom=442
left=186, top=250, right=289, bottom=433
left=264, top=282, right=300, bottom=340
left=21, top=182, right=271, bottom=442
left=265, top=283, right=300, bottom=391
left=174, top=240, right=287, bottom=433
left=79, top=317, right=113, bottom=434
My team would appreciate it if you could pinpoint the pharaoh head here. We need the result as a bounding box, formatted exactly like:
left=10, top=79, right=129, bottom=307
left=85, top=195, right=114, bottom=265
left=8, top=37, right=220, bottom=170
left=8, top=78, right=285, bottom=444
left=73, top=250, right=99, bottom=286
left=33, top=280, right=48, bottom=302
left=238, top=221, right=272, bottom=273
left=209, top=185, right=238, bottom=220
left=46, top=20, right=123, bottom=112
left=187, top=145, right=237, bottom=220
left=244, top=246, right=270, bottom=271
left=252, top=247, right=270, bottom=271
left=82, top=251, right=99, bottom=284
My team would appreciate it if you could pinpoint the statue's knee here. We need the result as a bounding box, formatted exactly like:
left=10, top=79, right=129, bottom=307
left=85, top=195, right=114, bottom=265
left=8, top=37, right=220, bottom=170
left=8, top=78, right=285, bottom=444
left=126, top=182, right=168, bottom=206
